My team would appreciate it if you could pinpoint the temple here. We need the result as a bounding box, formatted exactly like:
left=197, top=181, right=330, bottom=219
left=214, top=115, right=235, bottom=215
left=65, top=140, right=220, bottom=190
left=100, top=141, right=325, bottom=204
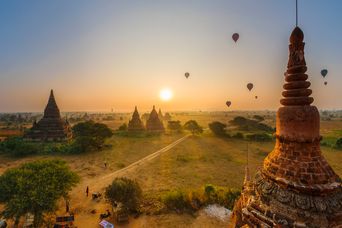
left=128, top=106, right=145, bottom=132
left=24, top=90, right=72, bottom=142
left=230, top=27, right=342, bottom=227
left=158, top=108, right=164, bottom=121
left=146, top=106, right=165, bottom=132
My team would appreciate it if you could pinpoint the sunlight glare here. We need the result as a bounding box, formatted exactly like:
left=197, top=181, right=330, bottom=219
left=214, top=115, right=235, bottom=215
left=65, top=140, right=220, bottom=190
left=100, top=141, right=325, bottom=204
left=160, top=88, right=173, bottom=101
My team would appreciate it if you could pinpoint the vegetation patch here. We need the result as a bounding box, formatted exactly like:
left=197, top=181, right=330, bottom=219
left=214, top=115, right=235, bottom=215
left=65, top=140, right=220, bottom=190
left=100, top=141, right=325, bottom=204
left=105, top=177, right=142, bottom=213
left=229, top=116, right=274, bottom=132
left=0, top=159, right=79, bottom=227
left=160, top=184, right=240, bottom=213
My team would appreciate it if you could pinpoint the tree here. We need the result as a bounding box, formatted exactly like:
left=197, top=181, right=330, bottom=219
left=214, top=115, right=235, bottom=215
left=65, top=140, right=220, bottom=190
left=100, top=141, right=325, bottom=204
left=105, top=177, right=142, bottom=212
left=208, top=121, right=227, bottom=136
left=167, top=121, right=182, bottom=132
left=118, top=123, right=127, bottom=131
left=71, top=121, right=113, bottom=152
left=184, top=120, right=203, bottom=135
left=253, top=115, right=264, bottom=122
left=0, top=160, right=79, bottom=227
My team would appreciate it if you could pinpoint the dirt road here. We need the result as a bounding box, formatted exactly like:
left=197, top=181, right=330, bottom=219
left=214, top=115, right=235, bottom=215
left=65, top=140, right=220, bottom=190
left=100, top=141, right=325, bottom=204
left=67, top=134, right=191, bottom=227
left=80, top=134, right=191, bottom=191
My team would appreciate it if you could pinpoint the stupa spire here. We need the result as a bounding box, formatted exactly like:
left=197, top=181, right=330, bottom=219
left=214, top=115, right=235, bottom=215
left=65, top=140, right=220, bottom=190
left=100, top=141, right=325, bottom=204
left=146, top=106, right=164, bottom=132
left=44, top=89, right=61, bottom=118
left=24, top=90, right=72, bottom=142
left=281, top=27, right=313, bottom=106
left=230, top=26, right=342, bottom=227
left=128, top=106, right=145, bottom=132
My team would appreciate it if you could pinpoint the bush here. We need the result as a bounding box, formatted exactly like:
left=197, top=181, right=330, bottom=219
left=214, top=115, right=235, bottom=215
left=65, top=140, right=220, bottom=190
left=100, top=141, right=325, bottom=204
left=161, top=185, right=241, bottom=212
left=232, top=132, right=244, bottom=139
left=118, top=123, right=127, bottom=131
left=167, top=121, right=182, bottom=132
left=336, top=138, right=342, bottom=149
left=253, top=115, right=264, bottom=122
left=229, top=116, right=273, bottom=132
left=161, top=190, right=189, bottom=211
left=208, top=121, right=227, bottom=136
left=246, top=133, right=273, bottom=142
left=105, top=177, right=142, bottom=212
left=0, top=137, right=41, bottom=157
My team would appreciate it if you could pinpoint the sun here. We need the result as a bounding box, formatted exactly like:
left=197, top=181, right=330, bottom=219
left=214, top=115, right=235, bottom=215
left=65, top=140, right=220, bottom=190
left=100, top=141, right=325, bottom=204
left=159, top=88, right=173, bottom=101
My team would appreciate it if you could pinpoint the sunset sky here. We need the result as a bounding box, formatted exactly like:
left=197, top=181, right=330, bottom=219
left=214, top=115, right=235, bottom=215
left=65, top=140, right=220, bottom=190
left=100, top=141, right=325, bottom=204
left=0, top=1, right=341, bottom=112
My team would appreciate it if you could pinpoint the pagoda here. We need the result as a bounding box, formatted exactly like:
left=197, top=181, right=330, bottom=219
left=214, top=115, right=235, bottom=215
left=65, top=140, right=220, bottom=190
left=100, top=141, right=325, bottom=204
left=230, top=27, right=342, bottom=227
left=128, top=106, right=145, bottom=132
left=24, top=90, right=72, bottom=142
left=158, top=108, right=164, bottom=121
left=146, top=106, right=164, bottom=132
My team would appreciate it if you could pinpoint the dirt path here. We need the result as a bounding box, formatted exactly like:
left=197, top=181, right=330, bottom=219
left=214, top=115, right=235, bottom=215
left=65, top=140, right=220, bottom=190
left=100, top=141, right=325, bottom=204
left=67, top=134, right=191, bottom=227
left=78, top=134, right=191, bottom=191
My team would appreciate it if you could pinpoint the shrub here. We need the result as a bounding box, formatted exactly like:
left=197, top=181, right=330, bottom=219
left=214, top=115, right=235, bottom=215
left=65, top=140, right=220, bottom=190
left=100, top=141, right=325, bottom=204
left=0, top=137, right=40, bottom=157
left=208, top=121, right=227, bottom=136
left=253, top=115, right=264, bottom=122
left=161, top=185, right=241, bottom=212
left=118, top=123, right=127, bottom=131
left=105, top=177, right=142, bottom=212
left=161, top=190, right=189, bottom=211
left=229, top=116, right=273, bottom=132
left=246, top=133, right=273, bottom=142
left=232, top=132, right=244, bottom=139
left=336, top=138, right=342, bottom=149
left=167, top=121, right=182, bottom=132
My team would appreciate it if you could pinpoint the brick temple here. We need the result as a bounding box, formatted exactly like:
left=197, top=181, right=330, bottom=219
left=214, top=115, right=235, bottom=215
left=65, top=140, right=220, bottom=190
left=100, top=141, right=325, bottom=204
left=146, top=106, right=164, bottom=132
left=128, top=106, right=145, bottom=132
left=24, top=90, right=72, bottom=142
left=230, top=27, right=342, bottom=227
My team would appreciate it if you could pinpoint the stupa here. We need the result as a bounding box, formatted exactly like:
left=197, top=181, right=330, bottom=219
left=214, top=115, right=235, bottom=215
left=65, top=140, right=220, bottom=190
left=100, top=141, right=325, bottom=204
left=24, top=90, right=72, bottom=142
left=146, top=106, right=164, bottom=132
left=158, top=108, right=164, bottom=121
left=128, top=106, right=145, bottom=132
left=230, top=27, right=342, bottom=227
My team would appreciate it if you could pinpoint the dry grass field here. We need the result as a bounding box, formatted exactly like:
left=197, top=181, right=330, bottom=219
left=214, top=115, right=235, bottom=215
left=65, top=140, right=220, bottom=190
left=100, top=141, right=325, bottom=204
left=0, top=111, right=341, bottom=227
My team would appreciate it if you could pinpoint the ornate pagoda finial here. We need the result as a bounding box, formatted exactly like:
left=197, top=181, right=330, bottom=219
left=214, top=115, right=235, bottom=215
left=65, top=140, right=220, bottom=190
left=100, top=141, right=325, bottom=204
left=281, top=26, right=313, bottom=106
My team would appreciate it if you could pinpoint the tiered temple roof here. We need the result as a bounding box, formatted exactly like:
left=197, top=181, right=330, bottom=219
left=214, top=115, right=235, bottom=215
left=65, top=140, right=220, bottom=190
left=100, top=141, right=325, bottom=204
left=24, top=90, right=72, bottom=142
left=146, top=106, right=164, bottom=132
left=128, top=106, right=145, bottom=132
left=230, top=27, right=342, bottom=227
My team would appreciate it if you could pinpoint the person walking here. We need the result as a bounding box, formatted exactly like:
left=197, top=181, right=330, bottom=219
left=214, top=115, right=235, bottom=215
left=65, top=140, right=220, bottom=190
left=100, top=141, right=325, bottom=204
left=86, top=186, right=89, bottom=197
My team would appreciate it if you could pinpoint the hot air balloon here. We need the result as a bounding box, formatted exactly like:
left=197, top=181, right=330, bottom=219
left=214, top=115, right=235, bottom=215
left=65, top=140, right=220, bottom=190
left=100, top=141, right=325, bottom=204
left=226, top=101, right=231, bottom=107
left=185, top=72, right=190, bottom=79
left=232, top=33, right=239, bottom=43
left=324, top=81, right=327, bottom=85
left=321, top=69, right=328, bottom=78
left=247, top=83, right=253, bottom=91
left=255, top=96, right=258, bottom=99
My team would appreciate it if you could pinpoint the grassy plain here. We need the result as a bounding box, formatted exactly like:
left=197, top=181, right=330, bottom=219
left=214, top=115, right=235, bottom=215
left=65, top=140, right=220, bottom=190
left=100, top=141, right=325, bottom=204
left=0, top=111, right=341, bottom=227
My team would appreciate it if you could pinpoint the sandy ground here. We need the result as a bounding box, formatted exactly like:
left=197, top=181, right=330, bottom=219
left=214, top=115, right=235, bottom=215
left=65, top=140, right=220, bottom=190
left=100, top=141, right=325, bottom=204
left=56, top=134, right=228, bottom=228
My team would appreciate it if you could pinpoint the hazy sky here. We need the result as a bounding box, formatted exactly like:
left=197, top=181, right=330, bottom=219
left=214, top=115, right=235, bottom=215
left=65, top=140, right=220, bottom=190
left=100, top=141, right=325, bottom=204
left=0, top=0, right=341, bottom=112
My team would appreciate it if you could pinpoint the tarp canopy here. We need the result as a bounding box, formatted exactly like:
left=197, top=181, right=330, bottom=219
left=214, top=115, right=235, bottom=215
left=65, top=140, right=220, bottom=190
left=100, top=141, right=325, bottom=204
left=99, top=220, right=114, bottom=228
